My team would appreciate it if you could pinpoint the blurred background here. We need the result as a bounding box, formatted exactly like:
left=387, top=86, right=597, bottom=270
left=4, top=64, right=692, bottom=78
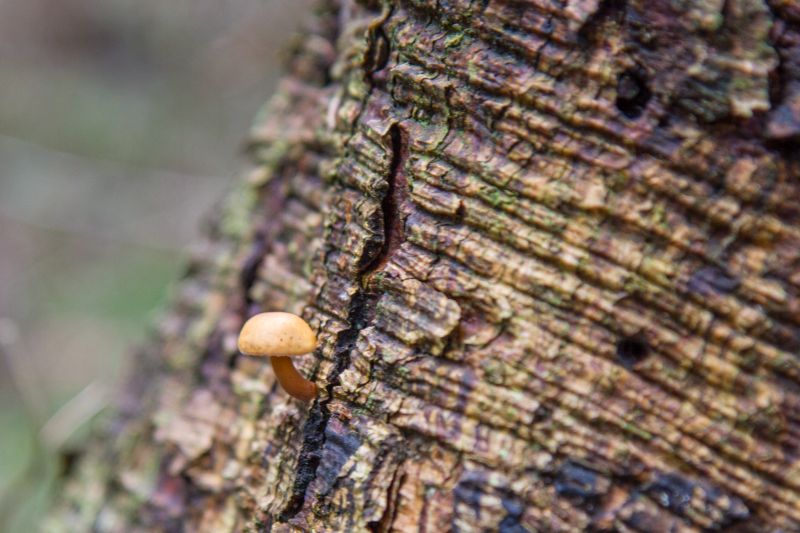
left=0, top=0, right=312, bottom=529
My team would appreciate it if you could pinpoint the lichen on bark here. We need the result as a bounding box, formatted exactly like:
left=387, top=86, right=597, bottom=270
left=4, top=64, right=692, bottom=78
left=48, top=0, right=800, bottom=531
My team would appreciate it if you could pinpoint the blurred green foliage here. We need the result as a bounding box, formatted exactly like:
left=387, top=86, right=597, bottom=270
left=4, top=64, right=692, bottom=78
left=0, top=0, right=312, bottom=529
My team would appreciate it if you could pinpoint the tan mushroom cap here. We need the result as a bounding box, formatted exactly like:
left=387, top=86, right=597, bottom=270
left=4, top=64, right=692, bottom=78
left=237, top=312, right=317, bottom=357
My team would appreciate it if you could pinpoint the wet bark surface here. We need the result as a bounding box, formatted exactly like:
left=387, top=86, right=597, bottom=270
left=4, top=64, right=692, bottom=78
left=48, top=0, right=800, bottom=531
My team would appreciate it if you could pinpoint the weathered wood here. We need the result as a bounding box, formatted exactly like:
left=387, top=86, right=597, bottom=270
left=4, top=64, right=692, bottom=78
left=48, top=0, right=800, bottom=531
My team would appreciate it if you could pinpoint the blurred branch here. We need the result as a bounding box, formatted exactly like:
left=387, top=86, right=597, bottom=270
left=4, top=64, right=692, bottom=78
left=40, top=381, right=109, bottom=451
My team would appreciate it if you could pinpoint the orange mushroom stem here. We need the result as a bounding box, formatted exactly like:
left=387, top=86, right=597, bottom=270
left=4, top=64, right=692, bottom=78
left=270, top=356, right=317, bottom=401
left=237, top=312, right=318, bottom=401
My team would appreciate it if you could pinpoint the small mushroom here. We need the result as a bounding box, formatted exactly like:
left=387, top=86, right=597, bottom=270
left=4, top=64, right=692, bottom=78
left=237, top=312, right=318, bottom=401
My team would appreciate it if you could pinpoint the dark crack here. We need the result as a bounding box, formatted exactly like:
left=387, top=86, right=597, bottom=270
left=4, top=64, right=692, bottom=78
left=279, top=124, right=408, bottom=523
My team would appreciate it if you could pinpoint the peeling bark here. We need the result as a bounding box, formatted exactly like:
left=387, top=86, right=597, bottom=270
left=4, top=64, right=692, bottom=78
left=47, top=0, right=800, bottom=531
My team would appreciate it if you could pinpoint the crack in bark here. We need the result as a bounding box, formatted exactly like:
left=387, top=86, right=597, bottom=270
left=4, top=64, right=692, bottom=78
left=280, top=7, right=403, bottom=519
left=365, top=124, right=408, bottom=273
left=280, top=124, right=408, bottom=522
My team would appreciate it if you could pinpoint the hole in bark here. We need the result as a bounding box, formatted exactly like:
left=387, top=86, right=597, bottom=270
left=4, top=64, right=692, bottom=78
left=616, top=69, right=651, bottom=119
left=616, top=333, right=649, bottom=367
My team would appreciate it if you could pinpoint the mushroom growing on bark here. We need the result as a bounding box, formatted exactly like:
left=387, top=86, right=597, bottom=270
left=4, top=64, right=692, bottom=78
left=237, top=312, right=317, bottom=401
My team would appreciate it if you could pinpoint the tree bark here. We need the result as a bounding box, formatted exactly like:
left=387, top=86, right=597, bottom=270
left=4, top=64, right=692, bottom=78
left=47, top=0, right=800, bottom=531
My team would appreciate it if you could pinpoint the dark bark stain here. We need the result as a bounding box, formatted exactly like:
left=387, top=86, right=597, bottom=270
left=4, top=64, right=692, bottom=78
left=555, top=460, right=610, bottom=510
left=544, top=464, right=755, bottom=530
left=313, top=418, right=363, bottom=496
left=453, top=472, right=487, bottom=520
left=647, top=472, right=750, bottom=522
left=452, top=471, right=532, bottom=532
left=498, top=493, right=528, bottom=533
left=687, top=265, right=741, bottom=296
left=643, top=473, right=694, bottom=514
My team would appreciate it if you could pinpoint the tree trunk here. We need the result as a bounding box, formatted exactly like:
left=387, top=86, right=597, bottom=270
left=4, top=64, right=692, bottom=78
left=47, top=0, right=800, bottom=531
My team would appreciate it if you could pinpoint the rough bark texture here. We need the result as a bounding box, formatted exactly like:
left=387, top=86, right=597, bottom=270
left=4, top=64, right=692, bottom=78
left=47, top=0, right=800, bottom=531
